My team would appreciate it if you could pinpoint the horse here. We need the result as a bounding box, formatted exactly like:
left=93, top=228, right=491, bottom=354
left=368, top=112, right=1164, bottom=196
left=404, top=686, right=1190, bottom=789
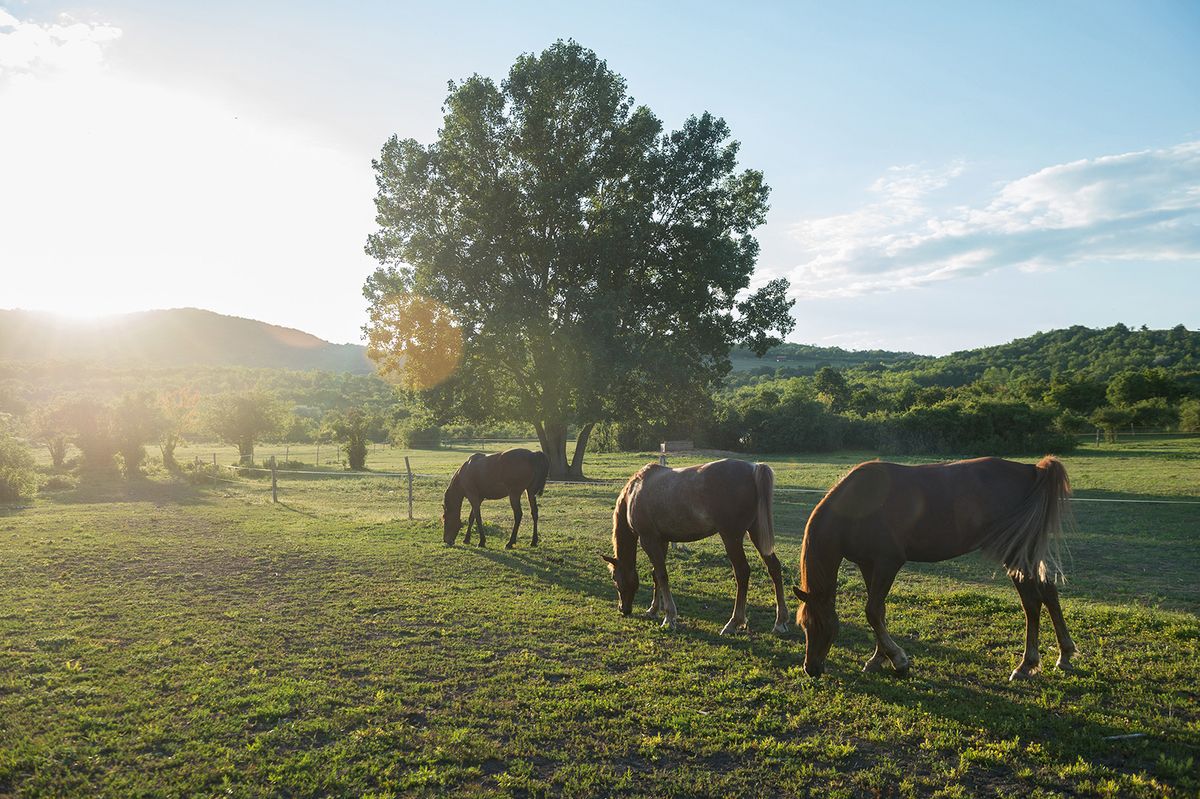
left=443, top=448, right=550, bottom=548
left=603, top=459, right=789, bottom=635
left=792, top=455, right=1076, bottom=681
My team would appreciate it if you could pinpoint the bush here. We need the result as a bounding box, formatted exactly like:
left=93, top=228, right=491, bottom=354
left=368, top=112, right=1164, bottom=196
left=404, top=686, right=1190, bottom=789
left=1053, top=410, right=1092, bottom=435
left=0, top=424, right=38, bottom=502
left=878, top=400, right=1075, bottom=456
left=1181, top=399, right=1200, bottom=433
left=390, top=419, right=442, bottom=449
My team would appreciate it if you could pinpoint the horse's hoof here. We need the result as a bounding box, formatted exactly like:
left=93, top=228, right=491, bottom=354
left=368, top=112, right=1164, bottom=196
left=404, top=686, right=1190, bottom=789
left=720, top=621, right=742, bottom=636
left=863, top=658, right=886, bottom=674
left=773, top=623, right=789, bottom=635
left=505, top=542, right=515, bottom=550
left=1056, top=657, right=1075, bottom=673
left=644, top=609, right=659, bottom=619
left=891, top=657, right=911, bottom=677
left=1009, top=662, right=1040, bottom=681
left=531, top=540, right=539, bottom=547
left=661, top=617, right=679, bottom=630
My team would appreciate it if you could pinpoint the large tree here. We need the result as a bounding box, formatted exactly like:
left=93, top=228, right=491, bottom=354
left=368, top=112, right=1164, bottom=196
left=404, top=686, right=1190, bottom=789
left=364, top=41, right=794, bottom=478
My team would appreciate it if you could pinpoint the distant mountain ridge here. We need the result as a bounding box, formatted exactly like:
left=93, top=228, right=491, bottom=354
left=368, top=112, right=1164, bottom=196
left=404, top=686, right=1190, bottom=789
left=0, top=308, right=374, bottom=374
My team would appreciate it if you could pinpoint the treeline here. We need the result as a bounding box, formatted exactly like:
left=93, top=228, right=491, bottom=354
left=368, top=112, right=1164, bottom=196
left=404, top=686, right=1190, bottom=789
left=710, top=324, right=1200, bottom=455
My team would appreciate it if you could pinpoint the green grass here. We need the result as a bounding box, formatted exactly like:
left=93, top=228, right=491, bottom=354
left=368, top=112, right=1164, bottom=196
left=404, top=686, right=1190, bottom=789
left=2, top=439, right=1198, bottom=796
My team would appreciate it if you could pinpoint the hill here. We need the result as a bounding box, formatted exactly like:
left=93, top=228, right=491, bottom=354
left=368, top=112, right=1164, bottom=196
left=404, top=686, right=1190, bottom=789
left=730, top=341, right=925, bottom=375
left=917, top=323, right=1200, bottom=382
left=0, top=308, right=373, bottom=374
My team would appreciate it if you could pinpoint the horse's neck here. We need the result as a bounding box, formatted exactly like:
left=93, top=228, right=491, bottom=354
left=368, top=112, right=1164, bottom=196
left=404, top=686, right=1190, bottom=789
left=444, top=478, right=466, bottom=517
left=799, top=518, right=842, bottom=597
left=614, top=526, right=637, bottom=564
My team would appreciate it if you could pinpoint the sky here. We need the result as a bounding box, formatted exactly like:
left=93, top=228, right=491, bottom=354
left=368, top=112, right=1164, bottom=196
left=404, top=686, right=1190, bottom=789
left=1, top=1, right=1198, bottom=355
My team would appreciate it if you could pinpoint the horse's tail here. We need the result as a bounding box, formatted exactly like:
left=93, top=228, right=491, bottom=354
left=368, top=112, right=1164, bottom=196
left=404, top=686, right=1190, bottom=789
left=987, top=456, right=1072, bottom=583
left=751, top=462, right=776, bottom=556
left=530, top=450, right=550, bottom=496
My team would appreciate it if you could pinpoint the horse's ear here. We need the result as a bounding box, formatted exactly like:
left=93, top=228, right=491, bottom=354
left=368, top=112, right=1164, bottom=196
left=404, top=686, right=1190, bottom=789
left=793, top=586, right=810, bottom=602
left=601, top=555, right=619, bottom=567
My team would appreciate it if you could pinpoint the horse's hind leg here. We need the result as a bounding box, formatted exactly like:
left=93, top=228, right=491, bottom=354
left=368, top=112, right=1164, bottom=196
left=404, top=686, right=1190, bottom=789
left=749, top=529, right=789, bottom=634
left=863, top=559, right=910, bottom=675
left=1038, top=580, right=1077, bottom=672
left=506, top=493, right=522, bottom=549
left=528, top=490, right=539, bottom=547
left=720, top=531, right=751, bottom=635
left=1010, top=576, right=1043, bottom=680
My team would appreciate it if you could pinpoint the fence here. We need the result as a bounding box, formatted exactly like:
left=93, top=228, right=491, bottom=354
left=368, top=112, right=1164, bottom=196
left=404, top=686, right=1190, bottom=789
left=197, top=450, right=1200, bottom=542
left=194, top=451, right=840, bottom=539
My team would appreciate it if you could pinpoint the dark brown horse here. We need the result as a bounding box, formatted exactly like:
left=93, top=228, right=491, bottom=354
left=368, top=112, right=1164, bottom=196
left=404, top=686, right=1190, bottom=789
left=793, top=456, right=1076, bottom=680
left=603, top=459, right=789, bottom=635
left=443, top=448, right=550, bottom=548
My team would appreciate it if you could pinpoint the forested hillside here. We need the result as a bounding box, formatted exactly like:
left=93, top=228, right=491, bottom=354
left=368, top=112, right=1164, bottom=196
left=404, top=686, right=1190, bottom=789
left=707, top=324, right=1200, bottom=457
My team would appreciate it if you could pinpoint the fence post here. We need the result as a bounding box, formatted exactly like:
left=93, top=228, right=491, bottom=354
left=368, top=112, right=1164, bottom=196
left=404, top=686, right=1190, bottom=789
left=659, top=442, right=667, bottom=467
left=270, top=456, right=278, bottom=504
left=405, top=456, right=414, bottom=520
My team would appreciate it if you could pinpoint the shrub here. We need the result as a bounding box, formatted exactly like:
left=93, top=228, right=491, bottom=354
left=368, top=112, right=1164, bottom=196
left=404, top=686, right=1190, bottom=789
left=1180, top=399, right=1200, bottom=433
left=879, top=400, right=1075, bottom=456
left=0, top=421, right=37, bottom=502
left=390, top=418, right=442, bottom=449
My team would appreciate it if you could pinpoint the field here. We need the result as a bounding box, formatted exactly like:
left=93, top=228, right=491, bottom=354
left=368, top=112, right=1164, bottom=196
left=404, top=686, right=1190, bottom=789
left=2, top=439, right=1199, bottom=797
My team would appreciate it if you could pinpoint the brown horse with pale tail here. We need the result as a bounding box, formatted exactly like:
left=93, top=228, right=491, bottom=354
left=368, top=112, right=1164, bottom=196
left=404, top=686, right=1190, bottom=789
left=443, top=448, right=549, bottom=548
left=603, top=459, right=789, bottom=635
left=793, top=455, right=1076, bottom=680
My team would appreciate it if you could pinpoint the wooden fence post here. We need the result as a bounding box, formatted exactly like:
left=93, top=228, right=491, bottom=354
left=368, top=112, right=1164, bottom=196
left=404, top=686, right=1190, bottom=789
left=405, top=456, right=414, bottom=520
left=270, top=456, right=278, bottom=504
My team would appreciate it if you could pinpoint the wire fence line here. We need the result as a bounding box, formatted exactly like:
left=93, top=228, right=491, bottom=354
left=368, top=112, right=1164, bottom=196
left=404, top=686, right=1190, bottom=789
left=198, top=459, right=1200, bottom=531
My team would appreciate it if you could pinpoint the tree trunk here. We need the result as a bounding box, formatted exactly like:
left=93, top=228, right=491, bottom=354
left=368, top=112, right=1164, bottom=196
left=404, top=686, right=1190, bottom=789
left=542, top=422, right=570, bottom=480
left=538, top=421, right=595, bottom=480
left=568, top=422, right=595, bottom=479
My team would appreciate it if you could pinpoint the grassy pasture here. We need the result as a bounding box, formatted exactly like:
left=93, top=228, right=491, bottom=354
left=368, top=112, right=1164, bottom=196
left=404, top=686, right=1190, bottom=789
left=2, top=439, right=1198, bottom=797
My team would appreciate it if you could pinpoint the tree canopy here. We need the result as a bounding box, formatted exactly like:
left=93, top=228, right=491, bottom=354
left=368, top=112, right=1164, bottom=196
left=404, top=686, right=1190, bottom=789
left=364, top=40, right=794, bottom=476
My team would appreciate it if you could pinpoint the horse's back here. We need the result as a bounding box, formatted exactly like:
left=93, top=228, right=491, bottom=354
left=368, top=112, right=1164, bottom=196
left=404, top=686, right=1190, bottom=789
left=628, top=459, right=758, bottom=541
left=820, top=457, right=1041, bottom=563
left=465, top=448, right=540, bottom=499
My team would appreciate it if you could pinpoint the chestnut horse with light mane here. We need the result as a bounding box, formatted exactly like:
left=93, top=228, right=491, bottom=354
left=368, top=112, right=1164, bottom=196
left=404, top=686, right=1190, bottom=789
left=603, top=459, right=789, bottom=635
left=443, top=448, right=549, bottom=548
left=793, top=455, right=1076, bottom=680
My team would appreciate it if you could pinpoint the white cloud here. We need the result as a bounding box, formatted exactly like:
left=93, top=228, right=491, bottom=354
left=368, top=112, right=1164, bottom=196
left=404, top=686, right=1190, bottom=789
left=786, top=142, right=1200, bottom=298
left=0, top=10, right=121, bottom=75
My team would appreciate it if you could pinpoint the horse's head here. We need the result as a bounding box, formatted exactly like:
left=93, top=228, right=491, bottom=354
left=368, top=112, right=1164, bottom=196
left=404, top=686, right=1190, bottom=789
left=442, top=508, right=462, bottom=546
left=602, top=554, right=638, bottom=616
left=794, top=587, right=839, bottom=677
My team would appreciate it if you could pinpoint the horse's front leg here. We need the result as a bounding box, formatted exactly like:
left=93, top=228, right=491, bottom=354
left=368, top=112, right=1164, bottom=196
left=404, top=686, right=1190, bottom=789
left=506, top=493, right=522, bottom=549
left=643, top=538, right=678, bottom=629
left=473, top=503, right=486, bottom=548
left=645, top=573, right=661, bottom=619
left=720, top=531, right=751, bottom=635
left=863, top=559, right=909, bottom=675
left=1010, top=575, right=1044, bottom=679
left=463, top=504, right=475, bottom=545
